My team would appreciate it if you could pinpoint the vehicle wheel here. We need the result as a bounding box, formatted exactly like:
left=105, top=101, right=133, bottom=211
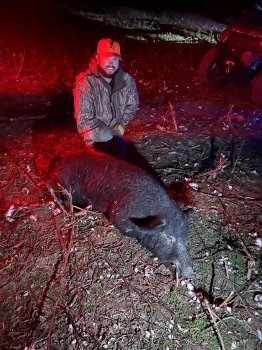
left=251, top=72, right=262, bottom=108
left=198, top=47, right=231, bottom=86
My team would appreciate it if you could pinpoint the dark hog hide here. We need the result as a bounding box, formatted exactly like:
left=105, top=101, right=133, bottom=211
left=47, top=152, right=194, bottom=279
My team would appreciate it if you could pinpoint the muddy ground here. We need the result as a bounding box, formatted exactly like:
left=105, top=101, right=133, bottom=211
left=0, top=1, right=262, bottom=349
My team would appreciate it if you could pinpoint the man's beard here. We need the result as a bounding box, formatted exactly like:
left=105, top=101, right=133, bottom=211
left=98, top=65, right=118, bottom=78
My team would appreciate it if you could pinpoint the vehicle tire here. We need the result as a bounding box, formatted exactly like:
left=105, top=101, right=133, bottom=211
left=198, top=47, right=230, bottom=86
left=251, top=71, right=262, bottom=108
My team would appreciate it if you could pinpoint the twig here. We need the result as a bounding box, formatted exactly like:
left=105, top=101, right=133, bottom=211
left=90, top=242, right=179, bottom=321
left=231, top=139, right=245, bottom=173
left=29, top=255, right=64, bottom=343
left=45, top=183, right=68, bottom=215
left=168, top=101, right=178, bottom=131
left=16, top=50, right=25, bottom=80
left=55, top=226, right=67, bottom=254
left=209, top=104, right=234, bottom=129
left=203, top=300, right=226, bottom=350
left=247, top=259, right=255, bottom=281
left=233, top=289, right=261, bottom=330
left=217, top=291, right=235, bottom=308
left=73, top=205, right=93, bottom=216
left=58, top=223, right=75, bottom=281
left=206, top=154, right=227, bottom=180
left=64, top=303, right=102, bottom=346
left=58, top=185, right=74, bottom=214
left=208, top=262, right=215, bottom=296
left=195, top=188, right=262, bottom=207
left=218, top=197, right=253, bottom=264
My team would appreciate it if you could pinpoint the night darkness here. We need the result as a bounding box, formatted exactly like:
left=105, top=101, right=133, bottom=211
left=0, top=0, right=262, bottom=349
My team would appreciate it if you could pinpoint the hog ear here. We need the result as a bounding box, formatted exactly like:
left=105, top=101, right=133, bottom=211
left=130, top=216, right=167, bottom=230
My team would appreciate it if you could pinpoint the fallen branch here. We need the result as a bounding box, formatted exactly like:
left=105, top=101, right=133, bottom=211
left=45, top=183, right=68, bottom=215
left=217, top=291, right=235, bottom=309
left=168, top=100, right=178, bottom=131
left=231, top=139, right=245, bottom=173
left=218, top=197, right=253, bottom=272
left=203, top=300, right=226, bottom=350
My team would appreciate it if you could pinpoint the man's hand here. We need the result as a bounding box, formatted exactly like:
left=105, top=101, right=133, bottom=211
left=81, top=124, right=113, bottom=143
left=113, top=124, right=125, bottom=136
left=97, top=126, right=113, bottom=142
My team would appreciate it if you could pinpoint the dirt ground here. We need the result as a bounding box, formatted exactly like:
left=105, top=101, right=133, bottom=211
left=0, top=2, right=262, bottom=349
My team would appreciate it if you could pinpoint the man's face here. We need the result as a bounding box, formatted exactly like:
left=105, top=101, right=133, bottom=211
left=97, top=54, right=120, bottom=77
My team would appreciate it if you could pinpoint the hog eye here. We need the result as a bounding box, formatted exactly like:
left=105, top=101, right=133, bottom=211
left=130, top=216, right=166, bottom=229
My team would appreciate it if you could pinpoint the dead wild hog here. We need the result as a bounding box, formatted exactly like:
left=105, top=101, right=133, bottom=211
left=46, top=151, right=194, bottom=278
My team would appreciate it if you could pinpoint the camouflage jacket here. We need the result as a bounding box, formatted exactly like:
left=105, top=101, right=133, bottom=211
left=73, top=56, right=139, bottom=143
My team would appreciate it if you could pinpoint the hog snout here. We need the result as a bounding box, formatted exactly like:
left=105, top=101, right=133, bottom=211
left=169, top=253, right=194, bottom=279
left=175, top=261, right=194, bottom=279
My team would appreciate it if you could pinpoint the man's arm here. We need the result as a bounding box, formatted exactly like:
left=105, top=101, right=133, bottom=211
left=121, top=77, right=140, bottom=128
left=73, top=82, right=100, bottom=143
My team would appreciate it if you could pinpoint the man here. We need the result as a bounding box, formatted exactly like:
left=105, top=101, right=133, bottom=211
left=73, top=38, right=139, bottom=159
